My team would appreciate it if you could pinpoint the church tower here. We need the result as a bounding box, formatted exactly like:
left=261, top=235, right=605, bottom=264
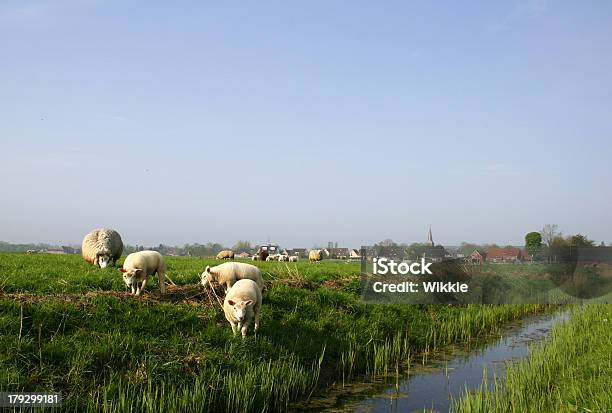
left=426, top=227, right=434, bottom=247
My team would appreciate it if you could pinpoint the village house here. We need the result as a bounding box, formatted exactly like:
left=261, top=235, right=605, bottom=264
left=328, top=247, right=350, bottom=259
left=468, top=249, right=487, bottom=264
left=486, top=247, right=532, bottom=263
left=349, top=249, right=361, bottom=259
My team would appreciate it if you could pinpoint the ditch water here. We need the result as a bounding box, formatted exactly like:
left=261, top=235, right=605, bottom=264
left=295, top=310, right=569, bottom=413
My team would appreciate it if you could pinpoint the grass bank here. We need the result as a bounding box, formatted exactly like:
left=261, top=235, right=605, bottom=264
left=0, top=253, right=549, bottom=412
left=453, top=304, right=612, bottom=412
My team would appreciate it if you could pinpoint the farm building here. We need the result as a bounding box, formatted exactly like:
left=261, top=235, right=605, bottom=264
left=468, top=249, right=487, bottom=264
left=486, top=247, right=532, bottom=263
left=328, top=248, right=350, bottom=259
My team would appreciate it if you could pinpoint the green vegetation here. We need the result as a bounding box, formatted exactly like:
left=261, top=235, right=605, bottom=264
left=453, top=304, right=612, bottom=412
left=0, top=253, right=549, bottom=412
left=524, top=231, right=542, bottom=260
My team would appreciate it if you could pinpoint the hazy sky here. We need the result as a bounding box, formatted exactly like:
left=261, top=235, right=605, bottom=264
left=1, top=0, right=611, bottom=248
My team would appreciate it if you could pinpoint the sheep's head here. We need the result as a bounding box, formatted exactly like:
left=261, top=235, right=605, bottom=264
left=227, top=299, right=253, bottom=321
left=120, top=267, right=143, bottom=286
left=201, top=266, right=213, bottom=287
left=98, top=254, right=111, bottom=268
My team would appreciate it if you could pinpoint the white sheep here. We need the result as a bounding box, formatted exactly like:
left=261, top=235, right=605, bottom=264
left=223, top=279, right=262, bottom=337
left=216, top=250, right=235, bottom=260
left=120, top=250, right=167, bottom=296
left=82, top=228, right=124, bottom=268
left=201, top=262, right=264, bottom=292
left=278, top=255, right=289, bottom=262
left=309, top=249, right=323, bottom=262
left=289, top=256, right=298, bottom=262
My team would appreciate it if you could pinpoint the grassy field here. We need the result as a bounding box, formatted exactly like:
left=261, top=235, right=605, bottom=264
left=453, top=304, right=612, bottom=412
left=0, top=253, right=550, bottom=412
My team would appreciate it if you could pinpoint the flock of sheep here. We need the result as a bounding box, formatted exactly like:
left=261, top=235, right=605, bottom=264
left=80, top=228, right=326, bottom=337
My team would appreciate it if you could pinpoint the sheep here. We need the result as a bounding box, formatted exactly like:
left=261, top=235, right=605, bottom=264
left=216, top=250, right=235, bottom=260
left=223, top=279, right=262, bottom=337
left=82, top=228, right=124, bottom=268
left=278, top=255, right=289, bottom=262
left=201, top=262, right=264, bottom=292
left=120, top=250, right=167, bottom=296
left=289, top=256, right=298, bottom=262
left=26, top=250, right=38, bottom=254
left=309, top=249, right=324, bottom=262
left=251, top=255, right=259, bottom=261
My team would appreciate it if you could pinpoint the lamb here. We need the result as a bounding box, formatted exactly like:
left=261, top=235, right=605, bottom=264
left=120, top=250, right=167, bottom=296
left=289, top=256, right=298, bottom=262
left=201, top=262, right=264, bottom=292
left=278, top=255, right=289, bottom=262
left=82, top=228, right=124, bottom=268
left=216, top=250, right=235, bottom=260
left=309, top=249, right=323, bottom=262
left=223, top=279, right=262, bottom=337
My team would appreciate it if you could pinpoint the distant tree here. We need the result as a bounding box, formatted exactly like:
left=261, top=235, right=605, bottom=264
left=232, top=240, right=252, bottom=253
left=567, top=234, right=595, bottom=247
left=525, top=232, right=543, bottom=260
left=541, top=224, right=558, bottom=248
left=376, top=239, right=397, bottom=247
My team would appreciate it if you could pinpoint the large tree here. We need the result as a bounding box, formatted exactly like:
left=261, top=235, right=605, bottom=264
left=525, top=231, right=543, bottom=260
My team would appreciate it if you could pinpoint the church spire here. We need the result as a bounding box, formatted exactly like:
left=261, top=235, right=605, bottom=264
left=427, top=227, right=434, bottom=247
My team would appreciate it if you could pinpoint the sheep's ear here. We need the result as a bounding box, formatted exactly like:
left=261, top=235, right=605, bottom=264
left=134, top=268, right=143, bottom=275
left=243, top=300, right=253, bottom=306
left=119, top=268, right=126, bottom=273
left=205, top=265, right=210, bottom=273
left=227, top=299, right=236, bottom=306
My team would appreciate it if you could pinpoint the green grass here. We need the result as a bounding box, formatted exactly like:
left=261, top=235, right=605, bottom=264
left=0, top=253, right=550, bottom=412
left=453, top=304, right=612, bottom=412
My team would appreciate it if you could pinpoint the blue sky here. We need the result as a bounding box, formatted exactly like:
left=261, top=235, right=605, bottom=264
left=1, top=0, right=611, bottom=248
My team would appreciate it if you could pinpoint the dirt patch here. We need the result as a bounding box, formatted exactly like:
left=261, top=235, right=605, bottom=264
left=322, top=278, right=354, bottom=289
left=0, top=285, right=222, bottom=308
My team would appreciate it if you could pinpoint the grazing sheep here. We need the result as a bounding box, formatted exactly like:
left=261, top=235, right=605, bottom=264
left=223, top=279, right=262, bottom=337
left=289, top=256, right=298, bottom=262
left=82, top=228, right=124, bottom=268
left=251, top=255, right=259, bottom=261
left=26, top=250, right=37, bottom=254
left=120, top=250, right=167, bottom=296
left=309, top=249, right=323, bottom=262
left=201, top=262, right=264, bottom=292
left=278, top=255, right=289, bottom=262
left=216, top=250, right=235, bottom=260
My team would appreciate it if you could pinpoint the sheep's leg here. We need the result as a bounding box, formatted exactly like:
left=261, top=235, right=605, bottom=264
left=139, top=278, right=147, bottom=295
left=254, top=310, right=260, bottom=333
left=230, top=321, right=238, bottom=336
left=131, top=285, right=136, bottom=295
left=241, top=320, right=250, bottom=338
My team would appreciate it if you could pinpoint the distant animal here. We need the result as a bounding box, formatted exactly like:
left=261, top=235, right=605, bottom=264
left=251, top=255, right=259, bottom=261
left=201, top=262, right=264, bottom=292
left=120, top=250, right=167, bottom=296
left=309, top=249, right=324, bottom=262
left=258, top=250, right=269, bottom=261
left=223, top=279, right=262, bottom=338
left=289, top=256, right=298, bottom=262
left=26, top=250, right=37, bottom=254
left=82, top=228, right=123, bottom=268
left=278, top=255, right=289, bottom=262
left=216, top=250, right=235, bottom=260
